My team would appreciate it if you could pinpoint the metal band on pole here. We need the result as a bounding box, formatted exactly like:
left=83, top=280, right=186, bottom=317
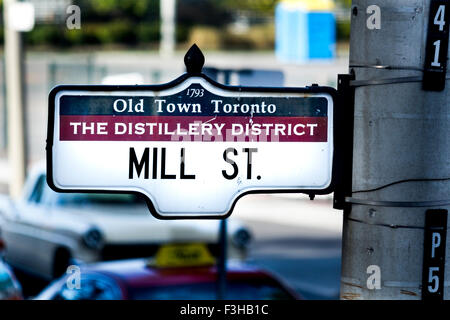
left=346, top=198, right=450, bottom=208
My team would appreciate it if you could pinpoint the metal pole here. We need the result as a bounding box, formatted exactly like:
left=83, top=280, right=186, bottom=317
left=3, top=0, right=27, bottom=199
left=87, top=54, right=94, bottom=84
left=48, top=63, right=56, bottom=94
left=216, top=70, right=231, bottom=300
left=160, top=0, right=176, bottom=57
left=217, top=219, right=227, bottom=300
left=1, top=55, right=8, bottom=150
left=340, top=0, right=450, bottom=299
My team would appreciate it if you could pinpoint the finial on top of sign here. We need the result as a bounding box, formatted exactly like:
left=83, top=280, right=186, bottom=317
left=184, top=44, right=205, bottom=74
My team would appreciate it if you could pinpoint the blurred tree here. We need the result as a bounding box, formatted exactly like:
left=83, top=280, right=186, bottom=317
left=176, top=0, right=234, bottom=43
left=23, top=0, right=160, bottom=47
left=15, top=0, right=318, bottom=49
left=223, top=0, right=278, bottom=15
left=177, top=0, right=233, bottom=27
left=74, top=0, right=158, bottom=22
left=335, top=0, right=352, bottom=8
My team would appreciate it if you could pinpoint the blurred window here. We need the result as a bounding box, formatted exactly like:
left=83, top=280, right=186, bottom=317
left=129, top=280, right=295, bottom=300
left=31, top=174, right=147, bottom=208
left=28, top=175, right=46, bottom=204
left=53, top=193, right=145, bottom=207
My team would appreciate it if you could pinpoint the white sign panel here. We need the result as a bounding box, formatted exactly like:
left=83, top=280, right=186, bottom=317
left=47, top=74, right=336, bottom=218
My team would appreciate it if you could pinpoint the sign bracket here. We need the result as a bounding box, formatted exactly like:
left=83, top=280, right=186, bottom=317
left=333, top=72, right=355, bottom=210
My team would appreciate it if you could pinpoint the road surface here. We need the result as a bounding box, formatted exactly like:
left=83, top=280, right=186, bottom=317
left=233, top=194, right=343, bottom=300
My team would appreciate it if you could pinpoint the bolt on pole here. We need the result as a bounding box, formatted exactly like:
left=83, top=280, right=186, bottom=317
left=3, top=0, right=27, bottom=199
left=340, top=0, right=450, bottom=299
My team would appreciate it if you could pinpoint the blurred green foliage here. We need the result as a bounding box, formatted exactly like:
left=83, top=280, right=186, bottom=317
left=223, top=0, right=278, bottom=13
left=336, top=0, right=352, bottom=8
left=24, top=0, right=160, bottom=48
left=336, top=20, right=351, bottom=41
left=0, top=0, right=351, bottom=49
left=335, top=0, right=352, bottom=41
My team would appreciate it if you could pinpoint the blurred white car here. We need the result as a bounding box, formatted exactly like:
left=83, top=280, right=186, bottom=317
left=0, top=259, right=22, bottom=300
left=0, top=229, right=22, bottom=300
left=0, top=163, right=252, bottom=280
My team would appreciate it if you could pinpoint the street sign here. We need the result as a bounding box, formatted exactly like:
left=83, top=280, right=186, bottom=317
left=47, top=45, right=337, bottom=219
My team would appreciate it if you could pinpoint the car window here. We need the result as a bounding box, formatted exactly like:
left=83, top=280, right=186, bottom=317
left=28, top=175, right=46, bottom=204
left=129, top=280, right=296, bottom=300
left=54, top=193, right=145, bottom=207
left=35, top=176, right=146, bottom=207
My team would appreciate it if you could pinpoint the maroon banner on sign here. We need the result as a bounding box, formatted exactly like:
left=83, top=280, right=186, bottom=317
left=59, top=115, right=328, bottom=142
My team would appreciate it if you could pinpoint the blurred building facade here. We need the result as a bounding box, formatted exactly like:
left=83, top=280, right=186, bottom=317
left=275, top=0, right=336, bottom=62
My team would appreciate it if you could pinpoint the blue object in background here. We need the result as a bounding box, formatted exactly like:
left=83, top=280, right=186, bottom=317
left=275, top=2, right=336, bottom=62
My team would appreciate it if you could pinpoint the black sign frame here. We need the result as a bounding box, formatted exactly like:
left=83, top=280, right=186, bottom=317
left=46, top=45, right=341, bottom=219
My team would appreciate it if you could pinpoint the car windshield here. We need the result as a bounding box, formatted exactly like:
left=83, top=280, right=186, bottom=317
left=54, top=193, right=146, bottom=206
left=32, top=174, right=147, bottom=207
left=129, top=280, right=295, bottom=300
